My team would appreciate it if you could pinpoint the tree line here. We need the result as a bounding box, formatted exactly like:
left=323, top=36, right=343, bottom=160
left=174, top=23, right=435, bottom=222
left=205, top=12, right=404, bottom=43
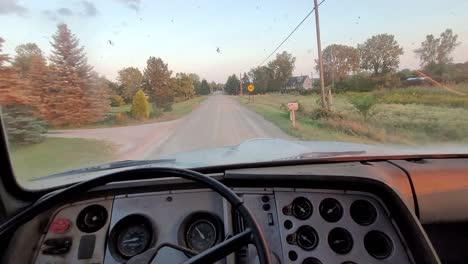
left=224, top=29, right=464, bottom=98
left=0, top=23, right=217, bottom=145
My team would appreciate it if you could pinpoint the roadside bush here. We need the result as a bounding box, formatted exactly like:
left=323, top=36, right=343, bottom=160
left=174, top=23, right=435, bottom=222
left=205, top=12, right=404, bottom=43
left=349, top=94, right=378, bottom=120
left=131, top=90, right=150, bottom=120
left=335, top=73, right=377, bottom=92
left=150, top=106, right=162, bottom=118
left=310, top=107, right=343, bottom=120
left=155, top=95, right=174, bottom=112
left=114, top=112, right=129, bottom=125
left=111, top=95, right=125, bottom=107
left=373, top=74, right=401, bottom=89
left=2, top=105, right=47, bottom=146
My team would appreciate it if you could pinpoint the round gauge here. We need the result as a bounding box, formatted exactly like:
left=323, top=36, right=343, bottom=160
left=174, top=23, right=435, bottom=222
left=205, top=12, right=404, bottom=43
left=117, top=223, right=152, bottom=257
left=296, top=225, right=319, bottom=251
left=319, top=198, right=343, bottom=222
left=109, top=215, right=154, bottom=261
left=291, top=197, right=313, bottom=220
left=302, top=257, right=323, bottom=264
left=350, top=200, right=377, bottom=226
left=76, top=204, right=108, bottom=233
left=328, top=228, right=353, bottom=254
left=185, top=219, right=217, bottom=253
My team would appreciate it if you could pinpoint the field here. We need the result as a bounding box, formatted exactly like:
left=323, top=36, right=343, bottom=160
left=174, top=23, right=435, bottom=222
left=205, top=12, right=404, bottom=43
left=9, top=138, right=115, bottom=182
left=237, top=85, right=468, bottom=145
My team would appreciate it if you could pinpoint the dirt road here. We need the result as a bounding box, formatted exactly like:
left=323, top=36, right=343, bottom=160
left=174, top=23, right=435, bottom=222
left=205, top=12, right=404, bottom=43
left=49, top=94, right=292, bottom=160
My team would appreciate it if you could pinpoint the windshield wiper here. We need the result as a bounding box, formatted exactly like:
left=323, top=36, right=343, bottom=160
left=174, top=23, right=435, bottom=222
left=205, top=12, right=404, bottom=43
left=37, top=159, right=176, bottom=179
left=280, top=151, right=366, bottom=160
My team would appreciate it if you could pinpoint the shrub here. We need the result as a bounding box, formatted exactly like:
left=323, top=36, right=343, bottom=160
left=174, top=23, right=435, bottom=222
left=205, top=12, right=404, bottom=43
left=131, top=90, right=150, bottom=120
left=349, top=94, right=378, bottom=120
left=114, top=112, right=129, bottom=125
left=2, top=105, right=47, bottom=145
left=335, top=73, right=377, bottom=92
left=310, top=107, right=343, bottom=120
left=111, top=95, right=125, bottom=107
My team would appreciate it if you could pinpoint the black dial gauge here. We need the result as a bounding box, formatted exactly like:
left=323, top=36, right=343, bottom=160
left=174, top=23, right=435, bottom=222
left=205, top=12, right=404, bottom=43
left=328, top=228, right=353, bottom=254
left=319, top=198, right=343, bottom=222
left=185, top=219, right=217, bottom=253
left=296, top=225, right=319, bottom=251
left=76, top=204, right=108, bottom=233
left=117, top=223, right=152, bottom=257
left=292, top=197, right=313, bottom=220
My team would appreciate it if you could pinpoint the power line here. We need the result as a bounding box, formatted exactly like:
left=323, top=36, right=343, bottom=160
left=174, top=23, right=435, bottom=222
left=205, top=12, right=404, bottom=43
left=256, top=0, right=326, bottom=68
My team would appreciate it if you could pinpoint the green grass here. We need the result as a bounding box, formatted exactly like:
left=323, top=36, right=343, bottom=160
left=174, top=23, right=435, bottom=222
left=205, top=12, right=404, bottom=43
left=9, top=138, right=115, bottom=182
left=87, top=96, right=207, bottom=128
left=236, top=90, right=468, bottom=145
left=238, top=95, right=373, bottom=143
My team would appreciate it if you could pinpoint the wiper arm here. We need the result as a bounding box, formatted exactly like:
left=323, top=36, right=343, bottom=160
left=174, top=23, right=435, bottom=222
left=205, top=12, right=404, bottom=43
left=38, top=159, right=176, bottom=179
left=281, top=151, right=366, bottom=160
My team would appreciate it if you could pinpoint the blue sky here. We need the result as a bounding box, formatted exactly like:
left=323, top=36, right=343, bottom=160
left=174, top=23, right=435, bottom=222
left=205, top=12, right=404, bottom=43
left=1, top=0, right=467, bottom=83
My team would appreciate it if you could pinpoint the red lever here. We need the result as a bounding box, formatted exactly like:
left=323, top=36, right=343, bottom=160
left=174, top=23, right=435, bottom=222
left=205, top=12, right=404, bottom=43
left=50, top=218, right=71, bottom=234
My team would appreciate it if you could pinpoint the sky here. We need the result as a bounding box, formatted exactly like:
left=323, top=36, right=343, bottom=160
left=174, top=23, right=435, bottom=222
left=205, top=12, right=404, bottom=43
left=1, top=0, right=468, bottom=83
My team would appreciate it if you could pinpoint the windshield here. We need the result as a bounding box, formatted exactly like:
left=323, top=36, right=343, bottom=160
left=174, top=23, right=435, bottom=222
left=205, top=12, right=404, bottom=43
left=0, top=0, right=467, bottom=189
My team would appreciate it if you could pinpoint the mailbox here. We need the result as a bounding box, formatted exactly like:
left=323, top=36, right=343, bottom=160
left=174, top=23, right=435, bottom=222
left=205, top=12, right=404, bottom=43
left=287, top=103, right=298, bottom=111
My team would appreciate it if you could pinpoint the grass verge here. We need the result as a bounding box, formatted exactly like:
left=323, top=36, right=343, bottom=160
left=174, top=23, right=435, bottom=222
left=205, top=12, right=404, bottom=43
left=9, top=138, right=115, bottom=182
left=236, top=92, right=468, bottom=145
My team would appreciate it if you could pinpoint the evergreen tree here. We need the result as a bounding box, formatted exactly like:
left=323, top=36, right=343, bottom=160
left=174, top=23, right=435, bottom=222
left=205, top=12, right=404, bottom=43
left=48, top=23, right=109, bottom=126
left=131, top=90, right=150, bottom=120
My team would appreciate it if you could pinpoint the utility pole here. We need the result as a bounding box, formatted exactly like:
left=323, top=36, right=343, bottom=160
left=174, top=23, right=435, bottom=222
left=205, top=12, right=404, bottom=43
left=239, top=72, right=243, bottom=96
left=313, top=0, right=328, bottom=111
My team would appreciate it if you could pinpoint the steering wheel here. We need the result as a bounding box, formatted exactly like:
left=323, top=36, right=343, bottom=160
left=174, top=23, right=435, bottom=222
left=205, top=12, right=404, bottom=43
left=0, top=167, right=273, bottom=264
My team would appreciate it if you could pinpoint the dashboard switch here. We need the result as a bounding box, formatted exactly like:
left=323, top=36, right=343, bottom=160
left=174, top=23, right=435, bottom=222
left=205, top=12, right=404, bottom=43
left=267, top=213, right=274, bottom=225
left=42, top=237, right=72, bottom=255
left=78, top=235, right=96, bottom=259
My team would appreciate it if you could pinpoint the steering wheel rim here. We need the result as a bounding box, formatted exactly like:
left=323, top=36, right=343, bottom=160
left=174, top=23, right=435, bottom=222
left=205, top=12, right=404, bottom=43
left=0, top=167, right=273, bottom=264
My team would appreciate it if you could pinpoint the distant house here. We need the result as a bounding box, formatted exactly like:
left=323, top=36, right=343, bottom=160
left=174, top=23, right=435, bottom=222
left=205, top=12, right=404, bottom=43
left=285, top=76, right=313, bottom=90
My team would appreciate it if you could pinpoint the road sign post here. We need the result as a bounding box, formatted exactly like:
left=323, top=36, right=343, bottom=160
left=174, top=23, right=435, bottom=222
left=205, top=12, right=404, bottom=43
left=247, top=84, right=255, bottom=103
left=287, top=103, right=299, bottom=128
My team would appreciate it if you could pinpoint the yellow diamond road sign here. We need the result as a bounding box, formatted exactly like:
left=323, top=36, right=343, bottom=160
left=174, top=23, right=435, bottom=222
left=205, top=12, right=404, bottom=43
left=247, top=84, right=255, bottom=92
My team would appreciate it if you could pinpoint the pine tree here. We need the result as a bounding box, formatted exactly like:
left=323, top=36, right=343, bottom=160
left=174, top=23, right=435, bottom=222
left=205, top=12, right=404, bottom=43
left=48, top=24, right=109, bottom=126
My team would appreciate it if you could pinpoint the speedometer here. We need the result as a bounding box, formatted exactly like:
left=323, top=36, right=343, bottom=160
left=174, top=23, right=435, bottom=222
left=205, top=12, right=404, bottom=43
left=117, top=223, right=152, bottom=257
left=185, top=219, right=217, bottom=253
left=109, top=215, right=154, bottom=261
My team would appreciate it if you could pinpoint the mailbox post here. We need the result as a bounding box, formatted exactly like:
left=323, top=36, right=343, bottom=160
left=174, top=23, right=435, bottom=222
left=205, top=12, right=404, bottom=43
left=287, top=102, right=299, bottom=128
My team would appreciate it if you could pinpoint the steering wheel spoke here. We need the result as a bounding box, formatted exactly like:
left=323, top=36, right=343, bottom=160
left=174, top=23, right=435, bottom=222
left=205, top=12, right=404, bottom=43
left=183, top=228, right=253, bottom=264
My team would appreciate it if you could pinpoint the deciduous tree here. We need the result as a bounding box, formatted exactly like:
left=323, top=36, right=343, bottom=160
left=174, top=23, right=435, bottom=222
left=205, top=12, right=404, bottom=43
left=248, top=66, right=271, bottom=94
left=267, top=51, right=295, bottom=91
left=173, top=73, right=195, bottom=100
left=197, top=79, right=211, bottom=95
left=358, top=34, right=403, bottom=75
left=415, top=29, right=460, bottom=67
left=118, top=67, right=143, bottom=102
left=318, top=44, right=359, bottom=85
left=224, top=75, right=240, bottom=95
left=143, top=57, right=173, bottom=110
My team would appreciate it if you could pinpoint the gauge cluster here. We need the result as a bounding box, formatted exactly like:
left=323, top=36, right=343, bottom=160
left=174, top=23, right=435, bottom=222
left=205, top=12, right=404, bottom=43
left=33, top=188, right=412, bottom=264
left=276, top=191, right=411, bottom=264
left=103, top=190, right=225, bottom=264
